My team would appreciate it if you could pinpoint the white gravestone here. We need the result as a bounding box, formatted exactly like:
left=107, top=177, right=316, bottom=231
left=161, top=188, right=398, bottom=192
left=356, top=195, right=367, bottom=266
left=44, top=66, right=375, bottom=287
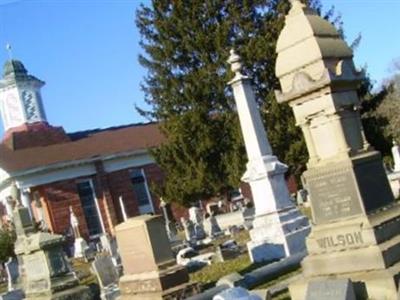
left=189, top=207, right=206, bottom=240
left=92, top=255, right=120, bottom=300
left=70, top=206, right=89, bottom=259
left=228, top=49, right=310, bottom=262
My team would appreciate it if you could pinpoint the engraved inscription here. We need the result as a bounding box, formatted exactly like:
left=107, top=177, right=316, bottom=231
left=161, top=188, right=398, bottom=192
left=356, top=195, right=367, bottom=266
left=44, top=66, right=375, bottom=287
left=307, top=167, right=362, bottom=224
left=316, top=231, right=364, bottom=249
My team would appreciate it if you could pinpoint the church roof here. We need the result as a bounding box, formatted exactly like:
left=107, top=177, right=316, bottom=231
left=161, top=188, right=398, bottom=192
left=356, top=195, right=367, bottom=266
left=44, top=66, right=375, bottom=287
left=0, top=122, right=164, bottom=174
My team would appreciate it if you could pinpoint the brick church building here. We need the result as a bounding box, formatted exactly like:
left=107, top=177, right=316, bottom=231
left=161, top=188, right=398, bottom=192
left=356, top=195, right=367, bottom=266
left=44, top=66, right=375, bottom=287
left=0, top=59, right=298, bottom=240
left=0, top=59, right=167, bottom=239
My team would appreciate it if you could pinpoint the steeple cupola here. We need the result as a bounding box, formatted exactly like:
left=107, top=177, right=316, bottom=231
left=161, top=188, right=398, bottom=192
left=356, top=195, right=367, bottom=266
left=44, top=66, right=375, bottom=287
left=0, top=59, right=47, bottom=132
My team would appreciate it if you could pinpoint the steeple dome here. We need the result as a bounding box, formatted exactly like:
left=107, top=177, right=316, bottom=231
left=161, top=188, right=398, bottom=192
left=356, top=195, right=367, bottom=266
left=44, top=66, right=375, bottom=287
left=3, top=60, right=28, bottom=79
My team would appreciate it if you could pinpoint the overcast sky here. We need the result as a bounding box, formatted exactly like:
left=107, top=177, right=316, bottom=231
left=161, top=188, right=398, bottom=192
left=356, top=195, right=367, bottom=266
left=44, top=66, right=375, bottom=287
left=0, top=0, right=399, bottom=137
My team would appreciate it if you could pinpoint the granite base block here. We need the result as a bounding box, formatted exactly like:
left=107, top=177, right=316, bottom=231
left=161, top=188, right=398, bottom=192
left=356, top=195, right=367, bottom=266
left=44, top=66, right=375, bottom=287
left=119, top=265, right=189, bottom=296
left=24, top=285, right=92, bottom=300
left=247, top=208, right=310, bottom=263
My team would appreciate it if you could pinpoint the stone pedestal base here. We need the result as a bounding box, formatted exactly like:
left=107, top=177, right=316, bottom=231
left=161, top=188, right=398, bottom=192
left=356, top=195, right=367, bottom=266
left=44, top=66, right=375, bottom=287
left=25, top=284, right=92, bottom=300
left=119, top=265, right=190, bottom=299
left=247, top=207, right=310, bottom=262
left=290, top=263, right=400, bottom=300
left=289, top=203, right=400, bottom=300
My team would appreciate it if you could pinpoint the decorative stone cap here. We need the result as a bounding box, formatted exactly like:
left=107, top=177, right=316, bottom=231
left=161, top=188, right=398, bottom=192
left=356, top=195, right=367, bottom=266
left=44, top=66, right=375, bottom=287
left=4, top=60, right=27, bottom=78
left=115, top=214, right=161, bottom=230
left=275, top=0, right=363, bottom=102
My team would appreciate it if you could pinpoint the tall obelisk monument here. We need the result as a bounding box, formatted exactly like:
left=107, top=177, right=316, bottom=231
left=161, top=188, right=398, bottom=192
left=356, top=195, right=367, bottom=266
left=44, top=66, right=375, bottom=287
left=228, top=49, right=310, bottom=263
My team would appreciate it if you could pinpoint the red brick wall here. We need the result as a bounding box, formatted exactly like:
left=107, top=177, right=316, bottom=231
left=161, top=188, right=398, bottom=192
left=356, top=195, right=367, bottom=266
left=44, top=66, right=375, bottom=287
left=107, top=163, right=163, bottom=222
left=107, top=169, right=139, bottom=222
left=40, top=179, right=91, bottom=239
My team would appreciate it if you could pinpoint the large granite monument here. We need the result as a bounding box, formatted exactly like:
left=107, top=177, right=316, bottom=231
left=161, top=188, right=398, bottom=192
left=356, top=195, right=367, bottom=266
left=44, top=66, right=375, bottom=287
left=13, top=204, right=92, bottom=299
left=115, top=215, right=196, bottom=299
left=274, top=1, right=400, bottom=299
left=227, top=49, right=310, bottom=263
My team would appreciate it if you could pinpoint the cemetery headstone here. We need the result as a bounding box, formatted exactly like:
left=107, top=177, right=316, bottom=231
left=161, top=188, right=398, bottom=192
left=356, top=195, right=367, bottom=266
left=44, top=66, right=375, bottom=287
left=189, top=206, right=206, bottom=240
left=115, top=215, right=195, bottom=299
left=92, top=255, right=120, bottom=300
left=203, top=214, right=222, bottom=238
left=228, top=49, right=310, bottom=263
left=69, top=206, right=89, bottom=259
left=182, top=217, right=195, bottom=242
left=160, top=200, right=178, bottom=242
left=392, top=141, right=400, bottom=172
left=305, top=279, right=356, bottom=300
left=99, top=234, right=122, bottom=275
left=13, top=205, right=92, bottom=299
left=274, top=1, right=400, bottom=299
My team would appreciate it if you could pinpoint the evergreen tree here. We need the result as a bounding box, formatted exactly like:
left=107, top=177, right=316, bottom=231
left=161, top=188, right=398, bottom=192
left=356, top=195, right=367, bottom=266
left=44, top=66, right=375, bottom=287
left=136, top=0, right=324, bottom=206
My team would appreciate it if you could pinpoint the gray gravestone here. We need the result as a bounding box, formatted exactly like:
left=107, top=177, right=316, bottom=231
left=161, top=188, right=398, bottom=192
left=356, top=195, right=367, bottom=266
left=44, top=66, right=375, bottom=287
left=100, top=234, right=122, bottom=274
left=92, top=255, right=120, bottom=300
left=305, top=279, right=356, bottom=300
left=182, top=218, right=195, bottom=241
left=5, top=257, right=19, bottom=292
left=204, top=214, right=222, bottom=237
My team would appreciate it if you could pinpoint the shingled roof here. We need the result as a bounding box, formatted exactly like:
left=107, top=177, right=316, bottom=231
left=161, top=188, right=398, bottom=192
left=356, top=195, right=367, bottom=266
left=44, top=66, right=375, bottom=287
left=0, top=122, right=164, bottom=174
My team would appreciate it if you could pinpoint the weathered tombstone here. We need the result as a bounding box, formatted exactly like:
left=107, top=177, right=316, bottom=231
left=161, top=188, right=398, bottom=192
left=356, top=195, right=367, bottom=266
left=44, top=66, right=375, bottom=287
left=115, top=215, right=195, bottom=299
left=388, top=141, right=400, bottom=198
left=69, top=206, right=89, bottom=259
left=160, top=200, right=178, bottom=242
left=305, top=279, right=356, bottom=300
left=12, top=204, right=92, bottom=299
left=392, top=141, right=400, bottom=172
left=203, top=214, right=222, bottom=238
left=227, top=49, right=310, bottom=263
left=5, top=257, right=18, bottom=292
left=189, top=206, right=206, bottom=240
left=92, top=255, right=120, bottom=300
left=99, top=234, right=122, bottom=274
left=214, top=210, right=246, bottom=231
left=182, top=217, right=195, bottom=242
left=274, top=1, right=400, bottom=299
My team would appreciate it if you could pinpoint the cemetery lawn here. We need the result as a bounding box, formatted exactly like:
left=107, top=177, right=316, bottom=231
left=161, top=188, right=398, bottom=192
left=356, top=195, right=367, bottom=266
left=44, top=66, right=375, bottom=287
left=189, top=230, right=300, bottom=291
left=189, top=230, right=254, bottom=288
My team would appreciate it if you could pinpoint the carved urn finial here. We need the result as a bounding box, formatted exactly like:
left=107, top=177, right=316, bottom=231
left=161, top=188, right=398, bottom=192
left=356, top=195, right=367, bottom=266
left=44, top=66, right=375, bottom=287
left=227, top=49, right=243, bottom=75
left=289, top=0, right=305, bottom=9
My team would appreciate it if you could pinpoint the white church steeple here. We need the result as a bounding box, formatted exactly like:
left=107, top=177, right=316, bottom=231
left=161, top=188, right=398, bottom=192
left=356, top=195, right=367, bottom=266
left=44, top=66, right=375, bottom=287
left=0, top=59, right=47, bottom=132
